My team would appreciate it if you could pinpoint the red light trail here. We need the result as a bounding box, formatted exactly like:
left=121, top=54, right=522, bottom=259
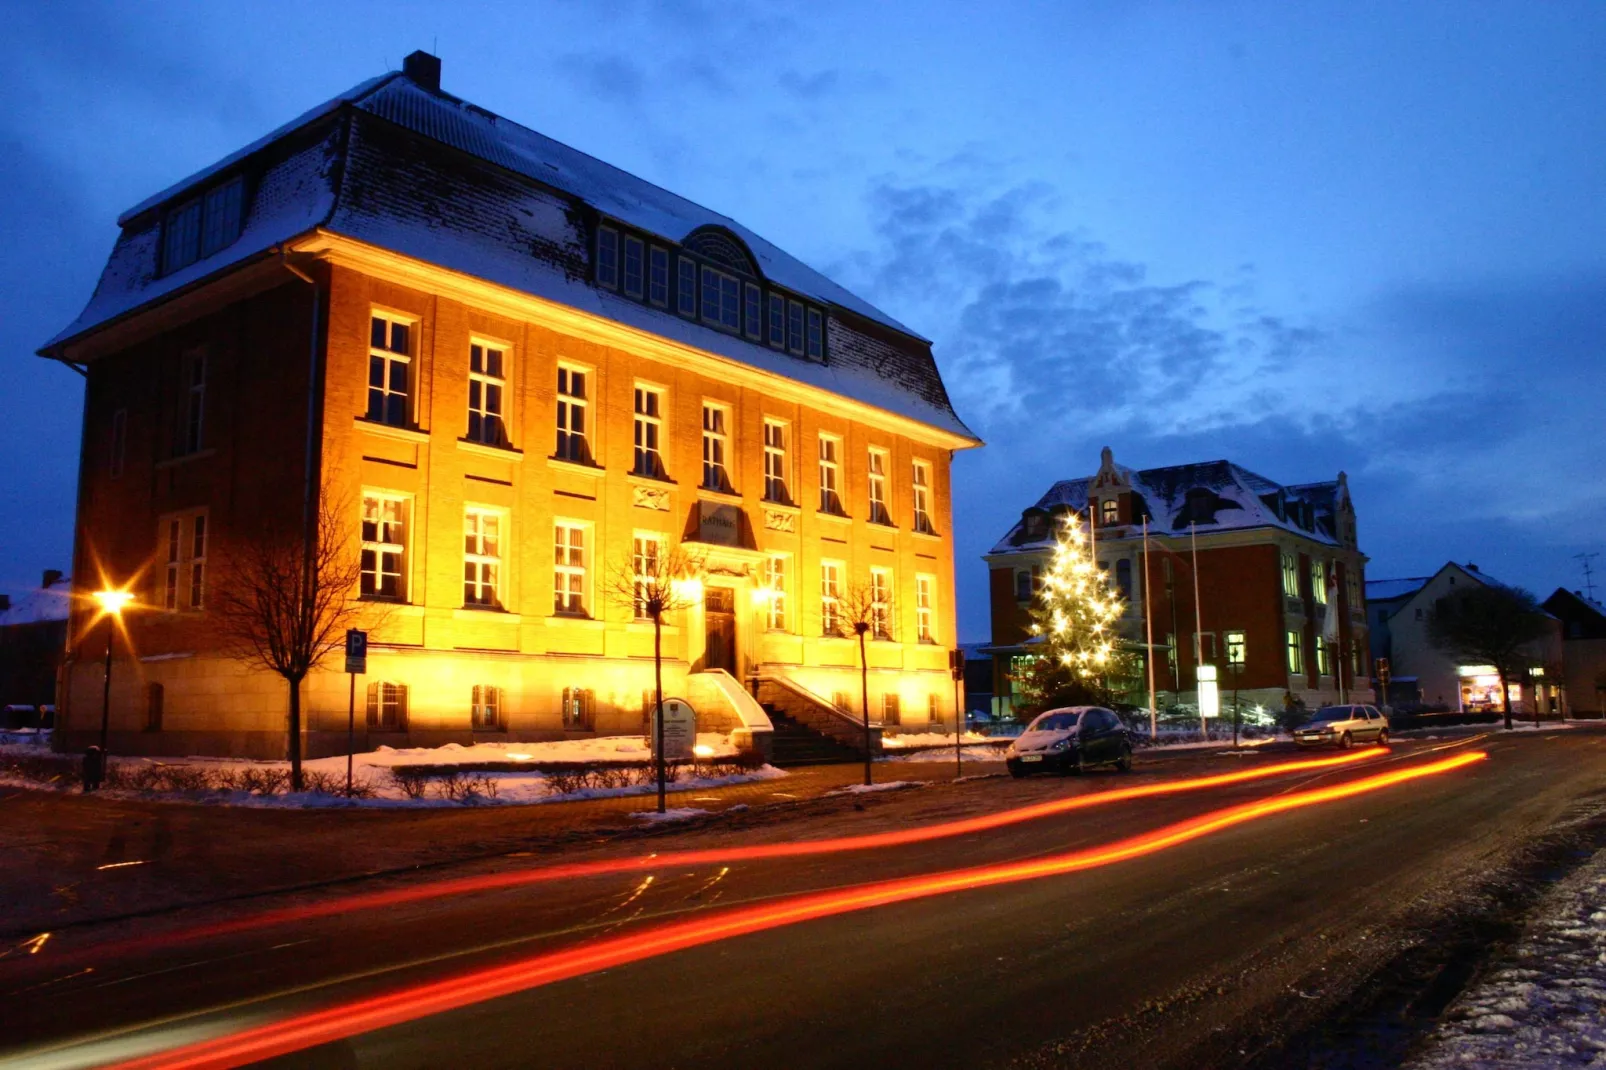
left=104, top=749, right=1485, bottom=1070
left=83, top=749, right=1385, bottom=962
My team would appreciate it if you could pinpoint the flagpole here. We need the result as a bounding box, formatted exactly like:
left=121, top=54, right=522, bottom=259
left=1143, top=516, right=1157, bottom=741
left=1191, top=521, right=1205, bottom=741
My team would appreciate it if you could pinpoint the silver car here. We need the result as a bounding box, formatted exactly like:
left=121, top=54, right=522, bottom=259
left=1294, top=704, right=1389, bottom=748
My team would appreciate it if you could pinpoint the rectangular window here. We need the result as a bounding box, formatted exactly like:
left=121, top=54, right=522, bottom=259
left=768, top=293, right=785, bottom=348
left=1226, top=630, right=1246, bottom=666
left=649, top=246, right=669, bottom=306
left=562, top=687, right=595, bottom=730
left=164, top=518, right=180, bottom=611
left=1312, top=560, right=1328, bottom=604
left=763, top=420, right=789, bottom=503
left=787, top=299, right=805, bottom=354
left=366, top=682, right=408, bottom=730
left=916, top=574, right=935, bottom=643
left=597, top=226, right=619, bottom=289
left=701, top=403, right=733, bottom=493
left=110, top=408, right=127, bottom=479
left=1100, top=498, right=1118, bottom=525
left=199, top=177, right=243, bottom=259
left=555, top=365, right=590, bottom=463
left=471, top=685, right=501, bottom=730
left=367, top=313, right=412, bottom=428
left=1316, top=637, right=1331, bottom=677
left=882, top=693, right=901, bottom=726
left=622, top=235, right=644, bottom=298
left=818, top=435, right=843, bottom=514
left=180, top=351, right=206, bottom=455
left=159, top=512, right=206, bottom=612
left=821, top=560, right=843, bottom=637
left=1287, top=630, right=1304, bottom=675
left=554, top=522, right=587, bottom=615
left=765, top=554, right=788, bottom=631
left=806, top=308, right=823, bottom=360
left=677, top=257, right=697, bottom=317
left=1281, top=552, right=1300, bottom=598
left=463, top=509, right=502, bottom=608
left=700, top=266, right=741, bottom=332
left=632, top=386, right=664, bottom=478
left=162, top=199, right=201, bottom=274
left=189, top=515, right=207, bottom=609
left=466, top=341, right=508, bottom=446
left=632, top=534, right=662, bottom=619
left=744, top=283, right=762, bottom=340
left=870, top=567, right=892, bottom=640
left=161, top=176, right=246, bottom=275
left=867, top=448, right=891, bottom=525
left=912, top=461, right=934, bottom=534
left=1015, top=565, right=1046, bottom=602
left=360, top=494, right=408, bottom=600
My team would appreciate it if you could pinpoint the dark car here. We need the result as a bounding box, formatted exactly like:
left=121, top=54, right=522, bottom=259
left=1005, top=706, right=1133, bottom=777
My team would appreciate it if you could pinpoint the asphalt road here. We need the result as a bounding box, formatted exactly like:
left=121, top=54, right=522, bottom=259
left=4, top=730, right=1604, bottom=1070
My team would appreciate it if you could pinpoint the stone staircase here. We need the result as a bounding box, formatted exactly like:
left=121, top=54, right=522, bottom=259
left=764, top=707, right=865, bottom=767
left=752, top=673, right=880, bottom=767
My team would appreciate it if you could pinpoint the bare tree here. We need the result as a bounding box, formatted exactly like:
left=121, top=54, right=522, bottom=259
left=605, top=541, right=705, bottom=812
left=834, top=577, right=894, bottom=787
left=211, top=490, right=367, bottom=790
left=1426, top=584, right=1549, bottom=731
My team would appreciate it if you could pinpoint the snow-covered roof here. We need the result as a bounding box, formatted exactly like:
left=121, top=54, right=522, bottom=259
left=43, top=59, right=974, bottom=443
left=1365, top=577, right=1432, bottom=602
left=991, top=458, right=1348, bottom=554
left=0, top=578, right=71, bottom=628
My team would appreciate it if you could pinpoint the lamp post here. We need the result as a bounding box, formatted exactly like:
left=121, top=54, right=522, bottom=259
left=855, top=619, right=872, bottom=787
left=91, top=589, right=133, bottom=752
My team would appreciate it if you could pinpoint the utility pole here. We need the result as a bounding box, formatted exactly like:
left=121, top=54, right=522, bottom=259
left=1577, top=552, right=1600, bottom=603
left=1191, top=522, right=1205, bottom=740
left=1142, top=517, right=1157, bottom=742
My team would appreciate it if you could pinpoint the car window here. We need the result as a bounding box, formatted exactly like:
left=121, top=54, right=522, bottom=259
left=1030, top=712, right=1080, bottom=732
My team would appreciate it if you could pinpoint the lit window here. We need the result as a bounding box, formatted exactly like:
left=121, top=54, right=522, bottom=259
left=1286, top=630, right=1303, bottom=674
left=745, top=283, right=763, bottom=340
left=787, top=300, right=805, bottom=354
left=768, top=293, right=785, bottom=348
left=466, top=342, right=508, bottom=446
left=1226, top=631, right=1246, bottom=666
left=882, top=693, right=901, bottom=726
left=1312, top=560, right=1328, bottom=604
left=360, top=494, right=408, bottom=600
left=763, top=420, right=789, bottom=503
left=1100, top=498, right=1118, bottom=525
left=463, top=509, right=502, bottom=608
left=471, top=685, right=501, bottom=730
left=701, top=403, right=733, bottom=493
left=821, top=560, right=843, bottom=636
left=562, top=687, right=595, bottom=730
left=1281, top=552, right=1300, bottom=598
left=649, top=246, right=669, bottom=306
left=916, top=574, right=935, bottom=643
left=597, top=226, right=619, bottom=289
left=806, top=308, right=823, bottom=359
left=555, top=366, right=590, bottom=463
left=632, top=534, right=662, bottom=619
left=701, top=266, right=741, bottom=332
left=1316, top=637, right=1331, bottom=677
left=870, top=567, right=893, bottom=640
left=633, top=386, right=664, bottom=478
left=622, top=236, right=644, bottom=298
left=912, top=461, right=934, bottom=534
left=677, top=257, right=697, bottom=317
left=554, top=522, right=587, bottom=615
left=367, top=313, right=412, bottom=428
left=180, top=352, right=206, bottom=455
left=366, top=682, right=408, bottom=729
left=867, top=448, right=891, bottom=525
left=818, top=435, right=843, bottom=514
left=765, top=554, right=788, bottom=631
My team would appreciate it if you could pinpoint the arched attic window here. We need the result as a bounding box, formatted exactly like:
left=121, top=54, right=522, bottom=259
left=682, top=228, right=759, bottom=277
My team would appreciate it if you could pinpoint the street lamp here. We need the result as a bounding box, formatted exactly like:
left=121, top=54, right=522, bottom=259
left=91, top=589, right=133, bottom=752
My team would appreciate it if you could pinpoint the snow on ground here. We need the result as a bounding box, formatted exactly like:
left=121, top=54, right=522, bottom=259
left=827, top=781, right=917, bottom=796
left=885, top=744, right=1007, bottom=763
left=880, top=731, right=992, bottom=749
left=630, top=807, right=713, bottom=823
left=1405, top=846, right=1606, bottom=1069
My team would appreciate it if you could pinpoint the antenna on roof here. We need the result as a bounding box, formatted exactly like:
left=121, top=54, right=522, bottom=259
left=1576, top=552, right=1600, bottom=602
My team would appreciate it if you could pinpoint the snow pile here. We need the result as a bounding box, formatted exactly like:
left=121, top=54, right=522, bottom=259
left=630, top=808, right=713, bottom=824
left=880, top=731, right=992, bottom=749
left=885, top=745, right=1006, bottom=764
left=1406, top=847, right=1606, bottom=1068
left=827, top=781, right=918, bottom=796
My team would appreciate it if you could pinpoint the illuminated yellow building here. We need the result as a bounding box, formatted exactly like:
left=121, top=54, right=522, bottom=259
left=42, top=53, right=978, bottom=758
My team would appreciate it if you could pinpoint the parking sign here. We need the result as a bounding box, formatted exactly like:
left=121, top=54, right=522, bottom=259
left=345, top=629, right=368, bottom=674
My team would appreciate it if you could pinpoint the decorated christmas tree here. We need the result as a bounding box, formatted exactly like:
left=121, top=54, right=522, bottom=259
left=1017, top=513, right=1137, bottom=710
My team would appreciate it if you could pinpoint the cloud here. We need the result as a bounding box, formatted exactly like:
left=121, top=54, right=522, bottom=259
left=555, top=51, right=648, bottom=104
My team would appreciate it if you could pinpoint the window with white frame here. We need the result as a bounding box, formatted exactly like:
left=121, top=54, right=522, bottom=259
left=1312, top=559, right=1329, bottom=604
left=622, top=236, right=644, bottom=298
left=1316, top=636, right=1332, bottom=676
left=1226, top=630, right=1247, bottom=666
left=159, top=511, right=207, bottom=611
left=1287, top=630, right=1304, bottom=674
left=701, top=266, right=741, bottom=332
left=765, top=554, right=788, bottom=631
left=821, top=560, right=843, bottom=636
left=466, top=341, right=508, bottom=446
left=912, top=460, right=934, bottom=534
left=633, top=386, right=665, bottom=478
left=916, top=574, right=936, bottom=643
left=366, top=682, right=408, bottom=729
left=553, top=522, right=587, bottom=615
left=360, top=494, right=408, bottom=600
left=1100, top=498, right=1118, bottom=525
left=744, top=283, right=762, bottom=340
left=763, top=420, right=789, bottom=503
left=701, top=403, right=733, bottom=493
left=818, top=435, right=843, bottom=514
left=463, top=508, right=503, bottom=608
left=867, top=448, right=891, bottom=525
left=367, top=313, right=412, bottom=428
left=768, top=293, right=785, bottom=348
left=806, top=308, right=823, bottom=360
left=163, top=518, right=180, bottom=611
left=649, top=246, right=669, bottom=306
left=677, top=257, right=697, bottom=317
left=555, top=365, right=590, bottom=463
left=471, top=685, right=501, bottom=729
left=189, top=514, right=207, bottom=610
left=787, top=299, right=805, bottom=354
left=1281, top=552, right=1300, bottom=598
left=870, top=567, right=892, bottom=640
left=597, top=225, right=619, bottom=289
left=631, top=533, right=662, bottom=620
left=179, top=351, right=206, bottom=455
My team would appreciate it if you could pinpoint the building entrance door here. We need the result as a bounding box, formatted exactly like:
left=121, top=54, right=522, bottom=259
left=704, top=586, right=737, bottom=674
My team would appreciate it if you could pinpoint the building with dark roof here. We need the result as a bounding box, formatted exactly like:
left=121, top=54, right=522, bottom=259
left=42, top=52, right=979, bottom=758
left=1541, top=588, right=1605, bottom=715
left=984, top=447, right=1371, bottom=718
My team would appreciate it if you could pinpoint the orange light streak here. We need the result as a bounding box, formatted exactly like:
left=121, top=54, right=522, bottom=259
left=106, top=750, right=1484, bottom=1070
left=90, top=749, right=1385, bottom=960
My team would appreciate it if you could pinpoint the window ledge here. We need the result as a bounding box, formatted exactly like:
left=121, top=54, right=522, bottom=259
left=453, top=607, right=520, bottom=623
left=546, top=614, right=607, bottom=630
left=626, top=472, right=677, bottom=488
left=155, top=448, right=217, bottom=470
left=911, top=528, right=944, bottom=542
left=457, top=438, right=523, bottom=461
left=548, top=456, right=604, bottom=477
left=354, top=418, right=429, bottom=444
left=697, top=487, right=744, bottom=506
left=868, top=519, right=898, bottom=530
left=760, top=498, right=799, bottom=514
left=626, top=620, right=682, bottom=635
left=816, top=510, right=852, bottom=524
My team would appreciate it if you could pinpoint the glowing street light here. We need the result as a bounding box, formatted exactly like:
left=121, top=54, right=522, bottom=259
left=92, top=588, right=133, bottom=752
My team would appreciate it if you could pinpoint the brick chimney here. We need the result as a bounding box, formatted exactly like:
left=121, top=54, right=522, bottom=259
left=41, top=569, right=63, bottom=589
left=403, top=50, right=441, bottom=92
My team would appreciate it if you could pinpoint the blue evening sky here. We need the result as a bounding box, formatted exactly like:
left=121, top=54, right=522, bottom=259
left=3, top=1, right=1603, bottom=639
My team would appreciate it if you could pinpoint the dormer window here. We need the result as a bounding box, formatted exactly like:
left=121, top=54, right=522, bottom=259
left=1100, top=498, right=1118, bottom=525
left=596, top=226, right=619, bottom=289
left=161, top=176, right=243, bottom=275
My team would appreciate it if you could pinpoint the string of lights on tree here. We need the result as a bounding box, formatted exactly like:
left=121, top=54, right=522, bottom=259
left=1028, top=513, right=1126, bottom=679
